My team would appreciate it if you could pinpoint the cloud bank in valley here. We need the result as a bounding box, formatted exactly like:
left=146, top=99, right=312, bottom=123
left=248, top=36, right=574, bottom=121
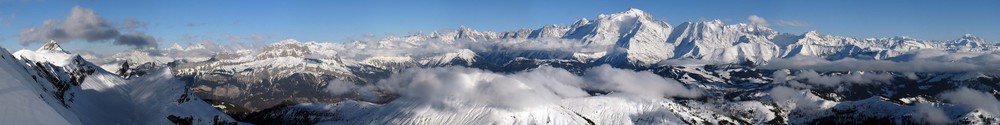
left=769, top=86, right=826, bottom=111
left=583, top=65, right=703, bottom=97
left=325, top=65, right=702, bottom=109
left=938, top=87, right=1000, bottom=115
left=911, top=103, right=952, bottom=124
left=771, top=69, right=894, bottom=88
left=762, top=50, right=1000, bottom=72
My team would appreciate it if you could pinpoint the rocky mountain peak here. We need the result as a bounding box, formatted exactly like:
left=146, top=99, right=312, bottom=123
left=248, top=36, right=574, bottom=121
left=38, top=40, right=68, bottom=53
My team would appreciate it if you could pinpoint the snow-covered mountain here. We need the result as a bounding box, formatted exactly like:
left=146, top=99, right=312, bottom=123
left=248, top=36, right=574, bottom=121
left=0, top=41, right=237, bottom=124
left=64, top=8, right=1000, bottom=124
left=667, top=20, right=781, bottom=65
left=560, top=8, right=675, bottom=66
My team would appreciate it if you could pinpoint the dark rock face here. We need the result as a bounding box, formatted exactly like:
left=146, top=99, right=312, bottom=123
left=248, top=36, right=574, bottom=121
left=179, top=72, right=343, bottom=111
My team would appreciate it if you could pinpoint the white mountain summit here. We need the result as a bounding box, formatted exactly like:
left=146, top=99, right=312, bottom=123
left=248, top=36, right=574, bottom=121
left=567, top=8, right=675, bottom=66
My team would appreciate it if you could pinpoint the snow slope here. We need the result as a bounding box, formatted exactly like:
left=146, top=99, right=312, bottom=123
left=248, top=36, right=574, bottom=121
left=0, top=45, right=82, bottom=125
left=66, top=68, right=236, bottom=125
left=1, top=42, right=237, bottom=125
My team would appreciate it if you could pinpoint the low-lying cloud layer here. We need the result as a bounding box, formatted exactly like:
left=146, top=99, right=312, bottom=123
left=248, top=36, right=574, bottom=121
left=938, top=87, right=1000, bottom=115
left=326, top=65, right=702, bottom=109
left=762, top=50, right=1000, bottom=72
left=769, top=86, right=825, bottom=111
left=771, top=69, right=894, bottom=88
left=18, top=6, right=158, bottom=48
left=912, top=103, right=951, bottom=124
left=584, top=65, right=703, bottom=97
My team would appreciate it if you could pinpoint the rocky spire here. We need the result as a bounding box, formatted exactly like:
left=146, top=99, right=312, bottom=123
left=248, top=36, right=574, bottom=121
left=38, top=40, right=68, bottom=53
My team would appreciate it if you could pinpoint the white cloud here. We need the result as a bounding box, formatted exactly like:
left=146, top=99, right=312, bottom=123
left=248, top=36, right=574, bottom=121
left=748, top=15, right=768, bottom=26
left=584, top=65, right=702, bottom=98
left=911, top=103, right=952, bottom=124
left=330, top=66, right=587, bottom=109
left=114, top=32, right=158, bottom=49
left=325, top=65, right=702, bottom=109
left=772, top=69, right=790, bottom=83
left=776, top=20, right=809, bottom=27
left=770, top=86, right=824, bottom=112
left=771, top=68, right=894, bottom=88
left=657, top=58, right=732, bottom=66
left=938, top=87, right=1000, bottom=115
left=761, top=50, right=1000, bottom=72
left=793, top=70, right=893, bottom=87
left=18, top=6, right=158, bottom=48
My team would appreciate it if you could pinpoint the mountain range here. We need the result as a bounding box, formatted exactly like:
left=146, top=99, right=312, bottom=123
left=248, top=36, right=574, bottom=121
left=3, top=8, right=999, bottom=124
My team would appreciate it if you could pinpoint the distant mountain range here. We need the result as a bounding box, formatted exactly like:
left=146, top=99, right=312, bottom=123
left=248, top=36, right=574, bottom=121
left=3, top=8, right=999, bottom=124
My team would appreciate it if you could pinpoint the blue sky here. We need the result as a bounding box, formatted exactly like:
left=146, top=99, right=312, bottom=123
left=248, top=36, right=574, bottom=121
left=1, top=0, right=998, bottom=55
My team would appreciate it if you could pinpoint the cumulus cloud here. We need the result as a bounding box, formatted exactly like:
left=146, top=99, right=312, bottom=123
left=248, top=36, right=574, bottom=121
left=761, top=50, right=1000, bottom=72
left=748, top=15, right=768, bottom=26
left=938, top=87, right=1000, bottom=115
left=18, top=6, right=158, bottom=48
left=19, top=6, right=119, bottom=43
left=114, top=32, right=158, bottom=48
left=776, top=20, right=809, bottom=27
left=325, top=65, right=701, bottom=109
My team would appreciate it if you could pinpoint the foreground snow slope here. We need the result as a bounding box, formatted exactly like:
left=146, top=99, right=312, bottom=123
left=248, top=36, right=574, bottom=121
left=0, top=46, right=81, bottom=125
left=70, top=69, right=235, bottom=124
left=2, top=42, right=237, bottom=125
